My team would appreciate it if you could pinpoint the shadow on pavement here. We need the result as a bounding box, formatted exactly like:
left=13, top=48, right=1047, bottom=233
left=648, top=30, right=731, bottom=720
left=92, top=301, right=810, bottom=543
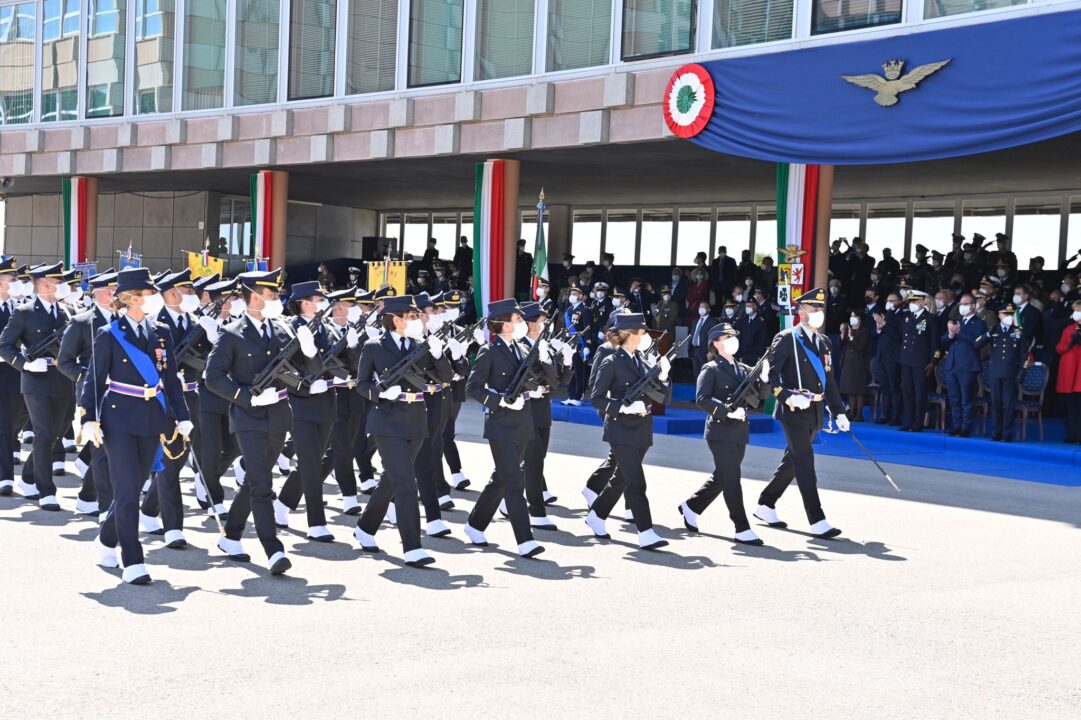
left=219, top=575, right=355, bottom=605
left=81, top=578, right=199, bottom=614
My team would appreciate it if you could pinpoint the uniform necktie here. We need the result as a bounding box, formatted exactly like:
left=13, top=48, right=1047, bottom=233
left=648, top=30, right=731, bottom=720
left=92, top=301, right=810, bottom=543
left=400, top=336, right=408, bottom=354
left=51, top=304, right=57, bottom=321
left=179, top=316, right=186, bottom=332
left=511, top=340, right=521, bottom=361
left=263, top=323, right=271, bottom=345
left=137, top=325, right=144, bottom=341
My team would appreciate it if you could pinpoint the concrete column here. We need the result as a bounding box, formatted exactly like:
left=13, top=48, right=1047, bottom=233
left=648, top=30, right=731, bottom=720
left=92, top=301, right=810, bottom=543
left=814, top=165, right=834, bottom=288
left=547, top=204, right=571, bottom=267
left=499, top=159, right=520, bottom=300
left=269, top=170, right=288, bottom=269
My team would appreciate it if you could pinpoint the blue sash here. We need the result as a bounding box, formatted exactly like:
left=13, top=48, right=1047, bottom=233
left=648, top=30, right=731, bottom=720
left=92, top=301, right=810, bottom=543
left=795, top=333, right=827, bottom=389
left=566, top=304, right=585, bottom=349
left=108, top=320, right=166, bottom=471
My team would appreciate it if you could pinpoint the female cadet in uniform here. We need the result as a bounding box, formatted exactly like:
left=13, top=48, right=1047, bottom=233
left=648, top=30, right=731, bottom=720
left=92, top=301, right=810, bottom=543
left=585, top=312, right=673, bottom=550
left=678, top=323, right=768, bottom=545
left=78, top=268, right=191, bottom=585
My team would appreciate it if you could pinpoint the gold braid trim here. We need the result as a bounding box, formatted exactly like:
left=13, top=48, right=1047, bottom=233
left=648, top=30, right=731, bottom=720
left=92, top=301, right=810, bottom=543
left=159, top=428, right=188, bottom=460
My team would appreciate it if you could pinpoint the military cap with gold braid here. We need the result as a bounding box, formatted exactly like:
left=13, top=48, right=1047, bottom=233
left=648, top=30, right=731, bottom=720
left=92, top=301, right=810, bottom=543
left=157, top=268, right=194, bottom=292
left=371, top=286, right=397, bottom=300
left=0, top=256, right=16, bottom=274
left=797, top=287, right=827, bottom=308
left=30, top=262, right=64, bottom=280
left=438, top=289, right=464, bottom=306
left=237, top=268, right=284, bottom=290
left=61, top=267, right=83, bottom=285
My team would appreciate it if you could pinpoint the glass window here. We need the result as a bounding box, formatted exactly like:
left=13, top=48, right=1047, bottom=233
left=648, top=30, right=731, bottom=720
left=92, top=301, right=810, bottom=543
left=676, top=208, right=711, bottom=267
left=133, top=0, right=174, bottom=114
left=622, top=0, right=695, bottom=61
left=1065, top=199, right=1081, bottom=272
left=431, top=212, right=460, bottom=259
left=474, top=0, right=534, bottom=81
left=923, top=0, right=1025, bottom=20
left=604, top=210, right=637, bottom=267
left=382, top=212, right=402, bottom=251
left=402, top=212, right=430, bottom=259
left=909, top=202, right=953, bottom=259
left=812, top=0, right=900, bottom=35
left=754, top=208, right=777, bottom=262
left=546, top=0, right=610, bottom=72
left=182, top=0, right=227, bottom=110
left=347, top=0, right=397, bottom=94
left=289, top=0, right=335, bottom=100
left=713, top=0, right=791, bottom=48
left=640, top=210, right=673, bottom=266
left=1013, top=198, right=1061, bottom=272
left=572, top=210, right=602, bottom=263
left=717, top=207, right=751, bottom=260
left=521, top=210, right=550, bottom=255
left=408, top=0, right=464, bottom=87
left=86, top=0, right=126, bottom=118
left=41, top=0, right=80, bottom=122
left=234, top=0, right=280, bottom=106
left=961, top=199, right=1006, bottom=247
left=0, top=2, right=36, bottom=125
left=831, top=204, right=861, bottom=246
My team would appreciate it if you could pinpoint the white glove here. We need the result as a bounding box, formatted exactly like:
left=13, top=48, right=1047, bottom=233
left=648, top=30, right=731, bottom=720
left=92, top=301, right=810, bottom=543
left=177, top=420, right=194, bottom=438
left=786, top=394, right=812, bottom=411
left=447, top=338, right=467, bottom=361
left=538, top=339, right=552, bottom=364
left=835, top=413, right=851, bottom=432
left=365, top=326, right=381, bottom=341
left=296, top=325, right=318, bottom=358
left=309, top=379, right=329, bottom=395
left=726, top=407, right=747, bottom=421
left=473, top=328, right=486, bottom=346
left=79, top=420, right=103, bottom=447
left=251, top=388, right=281, bottom=407
left=346, top=327, right=360, bottom=349
left=560, top=343, right=574, bottom=365
left=499, top=395, right=525, bottom=411
left=177, top=370, right=186, bottom=384
left=198, top=315, right=220, bottom=343
left=428, top=335, right=445, bottom=358
left=759, top=358, right=770, bottom=382
left=597, top=331, right=605, bottom=341
left=550, top=339, right=566, bottom=353
left=23, top=358, right=49, bottom=373
left=620, top=400, right=648, bottom=415
left=657, top=356, right=671, bottom=382
left=379, top=384, right=402, bottom=401
left=582, top=346, right=591, bottom=361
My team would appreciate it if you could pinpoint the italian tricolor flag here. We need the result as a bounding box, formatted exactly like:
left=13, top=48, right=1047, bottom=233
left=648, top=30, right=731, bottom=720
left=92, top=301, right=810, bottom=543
left=62, top=177, right=89, bottom=266
left=249, top=170, right=273, bottom=265
left=472, top=160, right=511, bottom=318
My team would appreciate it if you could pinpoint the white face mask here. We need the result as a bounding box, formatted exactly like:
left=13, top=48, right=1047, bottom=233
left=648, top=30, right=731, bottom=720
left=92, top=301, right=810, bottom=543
left=536, top=288, right=547, bottom=298
left=179, top=294, right=201, bottom=313
left=908, top=302, right=921, bottom=314
left=721, top=337, right=740, bottom=356
left=67, top=287, right=84, bottom=304
left=997, top=269, right=1008, bottom=278
left=1001, top=315, right=1014, bottom=328
left=54, top=283, right=71, bottom=301
left=849, top=316, right=861, bottom=327
left=140, top=292, right=165, bottom=316
left=958, top=304, right=972, bottom=316
left=346, top=305, right=362, bottom=323
left=404, top=318, right=424, bottom=339
left=829, top=287, right=839, bottom=296
left=229, top=298, right=247, bottom=317
left=662, top=294, right=671, bottom=302
left=595, top=292, right=605, bottom=301
left=511, top=321, right=528, bottom=340
left=313, top=299, right=329, bottom=313
left=1072, top=311, right=1081, bottom=322
left=569, top=294, right=580, bottom=305
left=444, top=308, right=460, bottom=322
left=724, top=308, right=735, bottom=318
left=807, top=311, right=825, bottom=329
left=1012, top=294, right=1023, bottom=305
left=698, top=307, right=708, bottom=317
left=935, top=299, right=945, bottom=311
left=260, top=298, right=284, bottom=319
left=745, top=306, right=755, bottom=316
left=611, top=299, right=622, bottom=309
left=899, top=289, right=909, bottom=300
left=426, top=314, right=446, bottom=332
left=885, top=301, right=896, bottom=311
left=638, top=333, right=653, bottom=352
left=1063, top=283, right=1073, bottom=294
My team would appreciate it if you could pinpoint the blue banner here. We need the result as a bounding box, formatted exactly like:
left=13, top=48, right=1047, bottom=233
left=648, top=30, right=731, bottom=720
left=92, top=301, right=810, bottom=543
left=687, top=9, right=1081, bottom=165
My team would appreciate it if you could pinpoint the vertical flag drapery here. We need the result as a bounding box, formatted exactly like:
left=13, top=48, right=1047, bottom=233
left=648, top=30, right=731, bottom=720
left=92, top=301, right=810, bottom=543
left=531, top=190, right=548, bottom=297
left=249, top=170, right=273, bottom=266
left=62, top=177, right=89, bottom=267
left=775, top=162, right=820, bottom=327
left=472, top=160, right=508, bottom=318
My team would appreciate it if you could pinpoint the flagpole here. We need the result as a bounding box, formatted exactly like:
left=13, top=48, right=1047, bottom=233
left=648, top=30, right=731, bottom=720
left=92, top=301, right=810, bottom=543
left=531, top=188, right=547, bottom=298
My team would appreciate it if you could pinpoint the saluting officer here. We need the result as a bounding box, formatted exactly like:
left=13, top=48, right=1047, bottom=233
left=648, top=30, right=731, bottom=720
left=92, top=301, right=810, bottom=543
left=755, top=288, right=849, bottom=539
left=205, top=269, right=320, bottom=575
left=0, top=257, right=25, bottom=497
left=352, top=295, right=452, bottom=567
left=976, top=303, right=1027, bottom=442
left=77, top=268, right=191, bottom=585
left=0, top=263, right=74, bottom=510
left=898, top=290, right=940, bottom=433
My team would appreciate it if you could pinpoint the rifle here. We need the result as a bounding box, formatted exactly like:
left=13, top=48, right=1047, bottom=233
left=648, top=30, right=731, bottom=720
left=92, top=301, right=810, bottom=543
left=373, top=320, right=465, bottom=393
left=250, top=307, right=331, bottom=395
left=723, top=352, right=769, bottom=413
left=174, top=295, right=230, bottom=372
left=622, top=333, right=691, bottom=406
left=502, top=316, right=557, bottom=402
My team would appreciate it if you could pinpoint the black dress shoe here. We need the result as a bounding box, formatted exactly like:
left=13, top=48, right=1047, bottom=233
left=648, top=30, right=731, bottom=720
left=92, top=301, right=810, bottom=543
left=814, top=527, right=843, bottom=539
left=129, top=573, right=152, bottom=585
left=455, top=479, right=471, bottom=491
left=678, top=505, right=699, bottom=533
left=40, top=502, right=61, bottom=511
left=641, top=538, right=669, bottom=551
left=166, top=538, right=188, bottom=549
left=148, top=528, right=165, bottom=536
left=405, top=555, right=437, bottom=568
left=946, top=428, right=959, bottom=437
left=875, top=418, right=889, bottom=425
left=543, top=494, right=558, bottom=506
left=734, top=536, right=764, bottom=546
left=958, top=430, right=971, bottom=438
left=439, top=499, right=455, bottom=511
left=196, top=499, right=210, bottom=510
left=269, top=556, right=292, bottom=575
left=0, top=485, right=11, bottom=496
left=343, top=505, right=362, bottom=516
left=308, top=534, right=334, bottom=543
left=909, top=426, right=923, bottom=433
left=992, top=434, right=1002, bottom=442
left=520, top=544, right=545, bottom=559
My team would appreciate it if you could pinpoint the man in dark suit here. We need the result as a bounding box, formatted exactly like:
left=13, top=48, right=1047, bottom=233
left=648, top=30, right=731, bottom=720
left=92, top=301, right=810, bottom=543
left=940, top=294, right=985, bottom=437
left=1012, top=283, right=1043, bottom=360
left=452, top=237, right=473, bottom=277
left=976, top=304, right=1027, bottom=442
left=515, top=239, right=534, bottom=299
left=0, top=257, right=25, bottom=497
left=205, top=269, right=321, bottom=574
left=711, top=246, right=738, bottom=300
left=550, top=253, right=575, bottom=293
left=624, top=278, right=654, bottom=327
left=688, top=301, right=719, bottom=377
left=897, top=290, right=940, bottom=432
left=735, top=298, right=769, bottom=364
left=0, top=263, right=73, bottom=510
left=871, top=292, right=904, bottom=424
left=421, top=238, right=440, bottom=271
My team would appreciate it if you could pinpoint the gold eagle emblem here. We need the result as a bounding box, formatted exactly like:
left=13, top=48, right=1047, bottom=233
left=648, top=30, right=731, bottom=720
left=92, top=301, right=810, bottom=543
left=781, top=244, right=807, bottom=263
left=842, top=59, right=950, bottom=107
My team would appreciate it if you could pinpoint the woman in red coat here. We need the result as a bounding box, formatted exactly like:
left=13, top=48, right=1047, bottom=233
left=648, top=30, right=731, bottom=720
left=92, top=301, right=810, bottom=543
left=685, top=270, right=711, bottom=325
left=1056, top=300, right=1081, bottom=444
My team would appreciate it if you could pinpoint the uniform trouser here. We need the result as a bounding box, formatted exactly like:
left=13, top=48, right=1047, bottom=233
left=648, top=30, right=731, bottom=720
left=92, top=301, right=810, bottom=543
left=225, top=431, right=286, bottom=559
left=89, top=443, right=112, bottom=513
left=586, top=452, right=618, bottom=495
left=989, top=377, right=1018, bottom=438
left=880, top=360, right=902, bottom=422
left=358, top=435, right=423, bottom=552
left=900, top=364, right=928, bottom=429
left=567, top=353, right=587, bottom=400
left=523, top=425, right=551, bottom=517
left=278, top=418, right=334, bottom=527
left=687, top=441, right=750, bottom=532
left=140, top=430, right=189, bottom=531
left=758, top=420, right=825, bottom=524
left=329, top=404, right=362, bottom=497
left=0, top=386, right=20, bottom=481
left=353, top=424, right=377, bottom=481
left=415, top=407, right=448, bottom=522
left=441, top=399, right=464, bottom=475
left=591, top=444, right=653, bottom=533
left=100, top=431, right=159, bottom=567
left=21, top=393, right=69, bottom=497
left=943, top=370, right=977, bottom=432
left=468, top=437, right=534, bottom=545
left=198, top=408, right=238, bottom=505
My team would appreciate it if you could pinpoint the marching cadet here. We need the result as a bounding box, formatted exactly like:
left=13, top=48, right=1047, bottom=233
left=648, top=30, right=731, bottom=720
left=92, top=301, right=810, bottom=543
left=581, top=309, right=629, bottom=512
left=898, top=289, right=939, bottom=433
left=354, top=289, right=382, bottom=493
left=0, top=263, right=74, bottom=509
left=679, top=323, right=769, bottom=544
left=976, top=303, right=1026, bottom=442
left=274, top=281, right=339, bottom=541
left=0, top=257, right=24, bottom=497
left=585, top=312, right=672, bottom=549
left=940, top=294, right=986, bottom=437
left=438, top=290, right=472, bottom=499
left=56, top=271, right=118, bottom=516
left=77, top=268, right=191, bottom=585
left=754, top=288, right=849, bottom=539
left=205, top=269, right=321, bottom=575
left=561, top=282, right=594, bottom=406
left=462, top=299, right=545, bottom=558
left=324, top=287, right=364, bottom=515
left=352, top=295, right=452, bottom=567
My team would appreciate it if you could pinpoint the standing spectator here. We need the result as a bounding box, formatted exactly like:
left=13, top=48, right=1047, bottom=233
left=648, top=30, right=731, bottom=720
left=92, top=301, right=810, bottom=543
left=879, top=248, right=901, bottom=279
left=839, top=310, right=872, bottom=421
left=940, top=294, right=986, bottom=437
left=453, top=236, right=473, bottom=275
left=316, top=262, right=335, bottom=289
left=1056, top=301, right=1081, bottom=444
left=737, top=251, right=760, bottom=290
left=594, top=252, right=619, bottom=288
left=653, top=286, right=679, bottom=349
left=422, top=237, right=440, bottom=270
left=825, top=279, right=847, bottom=336
left=873, top=292, right=904, bottom=425
left=1013, top=284, right=1043, bottom=359
left=976, top=303, right=1027, bottom=442
left=670, top=267, right=689, bottom=313
left=988, top=232, right=1018, bottom=272
left=712, top=246, right=738, bottom=299
left=551, top=253, right=575, bottom=292
left=759, top=255, right=778, bottom=296
left=685, top=269, right=711, bottom=325
left=688, top=301, right=718, bottom=377
left=430, top=263, right=451, bottom=293
left=624, top=278, right=654, bottom=326
left=848, top=242, right=876, bottom=293
left=515, top=239, right=533, bottom=299
left=735, top=298, right=769, bottom=364
left=897, top=290, right=939, bottom=432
